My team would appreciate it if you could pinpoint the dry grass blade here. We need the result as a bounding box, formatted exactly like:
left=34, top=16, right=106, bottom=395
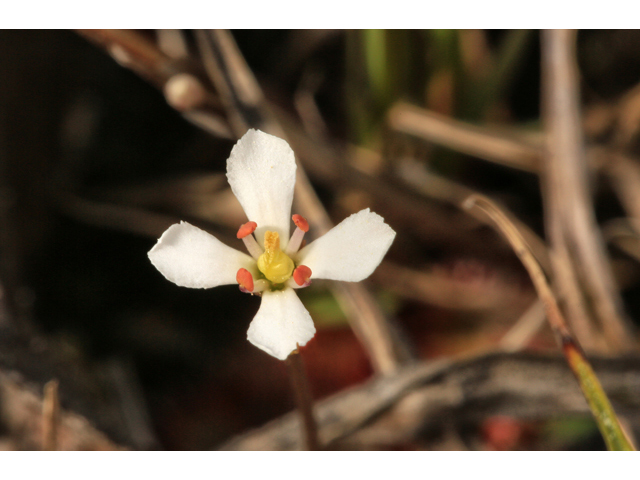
left=464, top=194, right=634, bottom=450
left=463, top=196, right=566, bottom=336
left=388, top=102, right=541, bottom=172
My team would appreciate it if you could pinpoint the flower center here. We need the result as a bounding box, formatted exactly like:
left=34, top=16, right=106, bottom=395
left=257, top=231, right=294, bottom=284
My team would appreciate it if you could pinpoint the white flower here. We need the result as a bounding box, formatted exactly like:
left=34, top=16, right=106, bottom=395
left=148, top=129, right=396, bottom=360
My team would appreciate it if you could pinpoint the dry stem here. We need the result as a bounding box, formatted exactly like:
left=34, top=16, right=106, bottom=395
left=286, top=351, right=319, bottom=450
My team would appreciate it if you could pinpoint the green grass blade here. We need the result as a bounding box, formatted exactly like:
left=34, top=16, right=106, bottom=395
left=564, top=340, right=634, bottom=451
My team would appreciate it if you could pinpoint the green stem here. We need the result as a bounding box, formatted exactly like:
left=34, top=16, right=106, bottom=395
left=563, top=339, right=634, bottom=451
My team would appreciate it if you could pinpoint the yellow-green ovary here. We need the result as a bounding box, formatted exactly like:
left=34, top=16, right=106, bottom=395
left=257, top=231, right=294, bottom=284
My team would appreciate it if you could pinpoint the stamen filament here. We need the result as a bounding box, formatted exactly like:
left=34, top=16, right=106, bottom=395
left=286, top=214, right=309, bottom=255
left=242, top=235, right=263, bottom=260
left=285, top=228, right=305, bottom=255
left=237, top=221, right=263, bottom=259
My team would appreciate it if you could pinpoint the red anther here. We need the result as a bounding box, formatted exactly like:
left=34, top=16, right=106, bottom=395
left=236, top=268, right=254, bottom=293
left=293, top=265, right=312, bottom=286
left=292, top=214, right=309, bottom=233
left=237, top=221, right=257, bottom=239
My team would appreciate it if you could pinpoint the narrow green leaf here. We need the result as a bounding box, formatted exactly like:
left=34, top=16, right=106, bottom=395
left=564, top=341, right=635, bottom=451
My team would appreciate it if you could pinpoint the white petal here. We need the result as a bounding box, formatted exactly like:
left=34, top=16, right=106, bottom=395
left=247, top=289, right=316, bottom=360
left=296, top=209, right=396, bottom=282
left=148, top=221, right=255, bottom=289
left=226, top=129, right=296, bottom=247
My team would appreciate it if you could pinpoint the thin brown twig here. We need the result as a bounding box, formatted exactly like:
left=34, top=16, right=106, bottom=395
left=386, top=99, right=617, bottom=351
left=286, top=351, right=319, bottom=450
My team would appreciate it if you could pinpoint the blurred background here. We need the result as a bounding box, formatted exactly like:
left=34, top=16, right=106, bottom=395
left=1, top=29, right=640, bottom=450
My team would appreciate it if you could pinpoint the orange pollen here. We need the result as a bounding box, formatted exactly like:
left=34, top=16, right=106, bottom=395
left=237, top=221, right=257, bottom=239
left=236, top=268, right=254, bottom=292
left=293, top=265, right=312, bottom=286
left=292, top=214, right=309, bottom=233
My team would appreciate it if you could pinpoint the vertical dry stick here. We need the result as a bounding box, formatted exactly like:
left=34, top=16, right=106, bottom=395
left=42, top=379, right=59, bottom=451
left=540, top=31, right=601, bottom=351
left=541, top=29, right=635, bottom=351
left=286, top=351, right=319, bottom=450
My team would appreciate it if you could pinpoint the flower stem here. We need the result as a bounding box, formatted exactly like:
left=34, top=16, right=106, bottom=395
left=286, top=350, right=319, bottom=450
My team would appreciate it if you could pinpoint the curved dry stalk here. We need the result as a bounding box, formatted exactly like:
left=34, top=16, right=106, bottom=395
left=463, top=196, right=568, bottom=337
left=464, top=194, right=634, bottom=451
